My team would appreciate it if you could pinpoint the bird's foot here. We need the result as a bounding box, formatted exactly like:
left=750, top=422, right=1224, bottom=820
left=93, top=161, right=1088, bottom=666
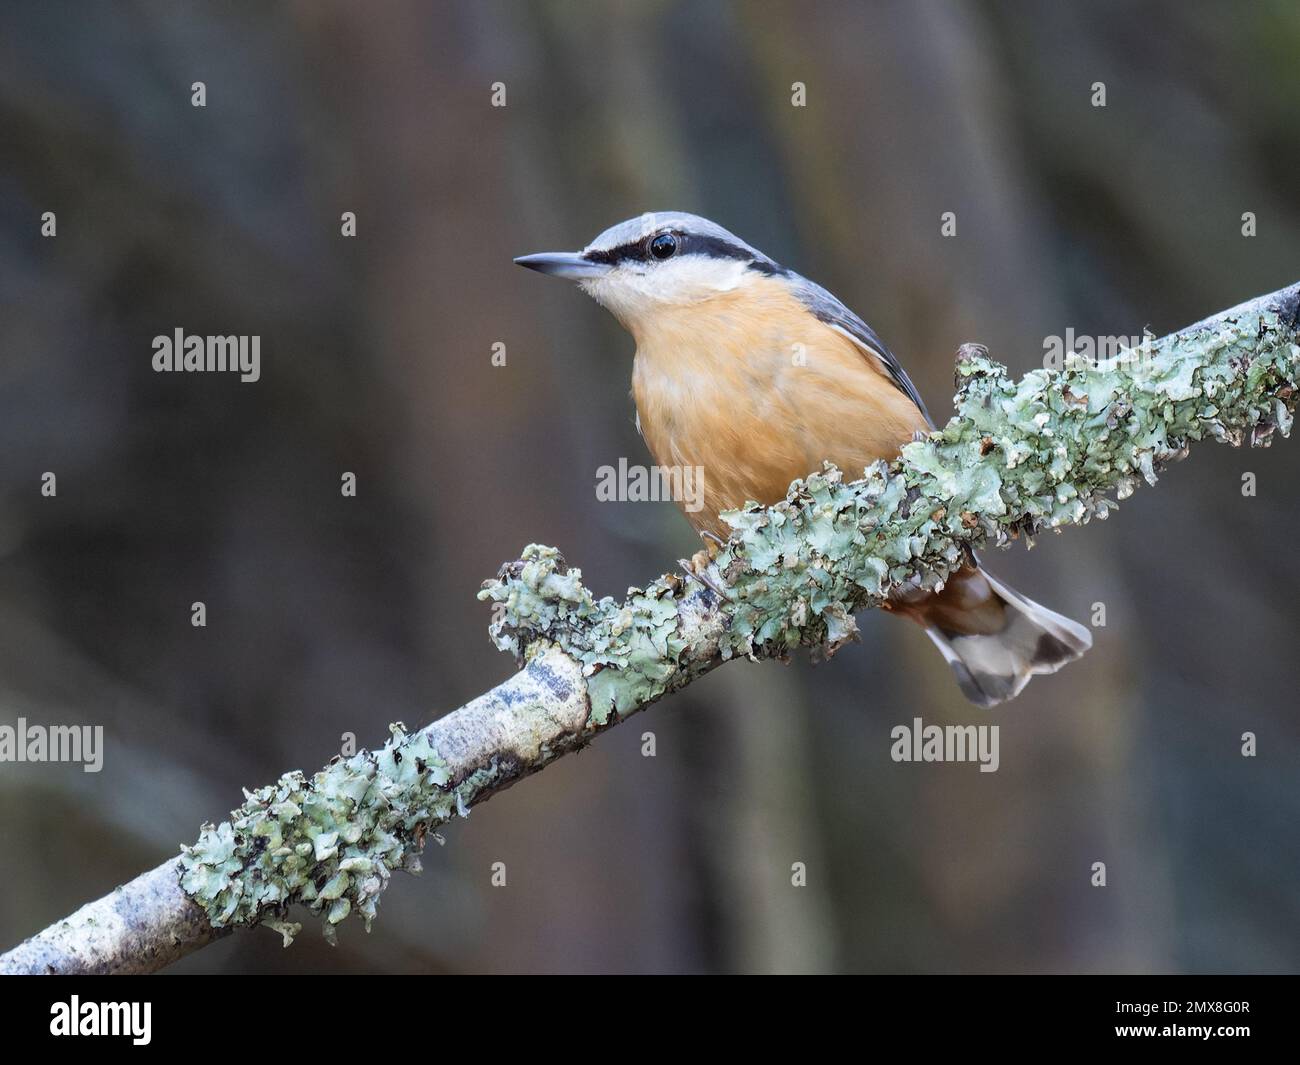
left=678, top=536, right=729, bottom=600
left=690, top=535, right=723, bottom=572
left=677, top=559, right=729, bottom=600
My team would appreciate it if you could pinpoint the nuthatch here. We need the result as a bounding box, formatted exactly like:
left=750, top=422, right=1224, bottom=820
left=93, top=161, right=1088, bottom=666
left=517, top=212, right=1090, bottom=705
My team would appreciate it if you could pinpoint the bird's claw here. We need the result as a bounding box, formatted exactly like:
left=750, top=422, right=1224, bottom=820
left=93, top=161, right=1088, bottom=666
left=678, top=553, right=729, bottom=601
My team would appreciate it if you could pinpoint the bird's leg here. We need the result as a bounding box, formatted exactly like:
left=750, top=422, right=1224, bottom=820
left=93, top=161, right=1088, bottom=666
left=687, top=530, right=725, bottom=575
left=679, top=531, right=730, bottom=600
left=677, top=558, right=729, bottom=601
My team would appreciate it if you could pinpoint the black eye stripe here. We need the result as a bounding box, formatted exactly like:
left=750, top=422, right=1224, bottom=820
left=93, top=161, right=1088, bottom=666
left=583, top=232, right=780, bottom=271
left=680, top=235, right=753, bottom=262
left=582, top=244, right=630, bottom=265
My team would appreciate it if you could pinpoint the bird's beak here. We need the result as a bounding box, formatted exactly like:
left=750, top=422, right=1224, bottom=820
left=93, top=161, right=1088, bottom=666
left=513, top=251, right=610, bottom=280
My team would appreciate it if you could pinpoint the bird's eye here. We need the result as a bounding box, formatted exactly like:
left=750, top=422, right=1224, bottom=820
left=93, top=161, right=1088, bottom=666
left=648, top=233, right=679, bottom=260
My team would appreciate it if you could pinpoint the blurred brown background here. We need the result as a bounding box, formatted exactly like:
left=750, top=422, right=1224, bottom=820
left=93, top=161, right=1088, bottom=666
left=0, top=0, right=1297, bottom=973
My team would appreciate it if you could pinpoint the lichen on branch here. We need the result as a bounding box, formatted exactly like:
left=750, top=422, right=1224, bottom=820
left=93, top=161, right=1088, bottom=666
left=180, top=725, right=461, bottom=946
left=174, top=286, right=1299, bottom=948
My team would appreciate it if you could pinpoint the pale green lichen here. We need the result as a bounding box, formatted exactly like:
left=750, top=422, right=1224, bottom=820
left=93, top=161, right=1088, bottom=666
left=480, top=301, right=1300, bottom=703
left=179, top=724, right=499, bottom=945
left=480, top=546, right=688, bottom=724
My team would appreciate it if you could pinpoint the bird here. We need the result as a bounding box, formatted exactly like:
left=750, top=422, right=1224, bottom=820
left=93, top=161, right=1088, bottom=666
left=515, top=212, right=1090, bottom=706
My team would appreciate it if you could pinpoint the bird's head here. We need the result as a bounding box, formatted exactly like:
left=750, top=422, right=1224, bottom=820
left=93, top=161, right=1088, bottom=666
left=514, top=212, right=782, bottom=329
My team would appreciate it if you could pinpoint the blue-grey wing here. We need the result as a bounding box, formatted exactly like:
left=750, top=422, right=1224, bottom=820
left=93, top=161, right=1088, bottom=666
left=786, top=273, right=934, bottom=428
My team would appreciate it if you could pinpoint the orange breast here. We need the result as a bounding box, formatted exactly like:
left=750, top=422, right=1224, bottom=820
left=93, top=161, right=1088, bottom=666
left=629, top=276, right=928, bottom=538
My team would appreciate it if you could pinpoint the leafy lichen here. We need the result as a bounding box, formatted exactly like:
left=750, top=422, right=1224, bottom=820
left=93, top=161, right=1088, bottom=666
left=478, top=546, right=689, bottom=724
left=180, top=724, right=487, bottom=945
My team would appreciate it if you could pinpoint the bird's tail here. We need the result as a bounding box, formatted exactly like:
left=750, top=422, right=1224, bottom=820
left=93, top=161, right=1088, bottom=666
left=902, top=566, right=1092, bottom=708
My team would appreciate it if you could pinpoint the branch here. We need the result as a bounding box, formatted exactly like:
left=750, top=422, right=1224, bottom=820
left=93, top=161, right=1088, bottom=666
left=4, top=282, right=1297, bottom=974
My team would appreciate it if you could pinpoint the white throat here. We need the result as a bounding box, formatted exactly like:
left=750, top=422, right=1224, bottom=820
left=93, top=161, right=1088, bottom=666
left=579, top=256, right=753, bottom=326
